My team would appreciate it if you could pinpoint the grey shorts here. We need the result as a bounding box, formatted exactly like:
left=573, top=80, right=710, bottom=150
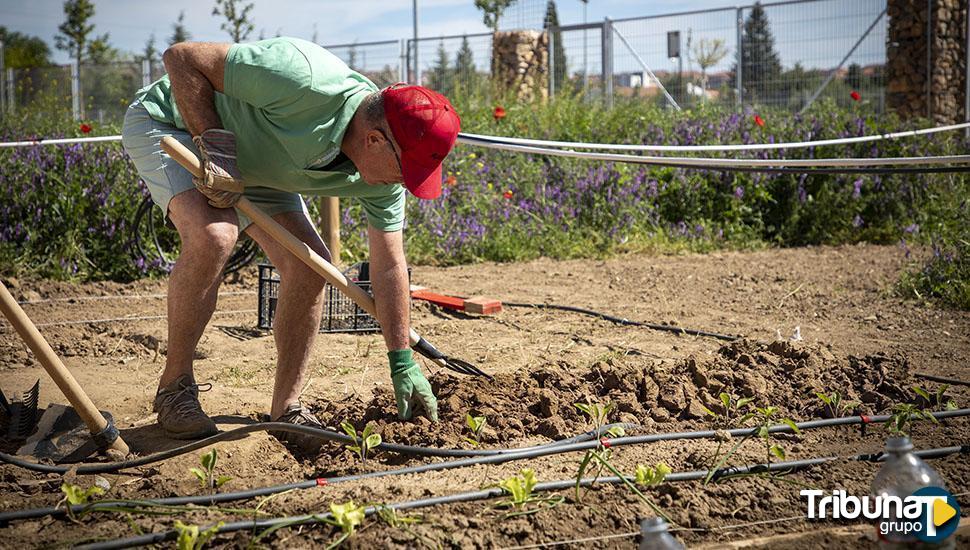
left=121, top=100, right=307, bottom=230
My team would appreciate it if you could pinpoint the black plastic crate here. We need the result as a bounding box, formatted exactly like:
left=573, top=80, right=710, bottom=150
left=257, top=262, right=380, bottom=333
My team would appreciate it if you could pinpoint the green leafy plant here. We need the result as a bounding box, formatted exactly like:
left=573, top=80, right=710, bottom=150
left=635, top=462, right=672, bottom=487
left=376, top=506, right=436, bottom=549
left=886, top=403, right=939, bottom=436
left=912, top=385, right=957, bottom=411
left=494, top=468, right=562, bottom=518
left=749, top=406, right=800, bottom=465
left=190, top=449, right=231, bottom=493
left=341, top=421, right=382, bottom=462
left=815, top=391, right=857, bottom=418
left=58, top=482, right=105, bottom=521
left=575, top=400, right=615, bottom=438
left=464, top=413, right=487, bottom=447
left=174, top=520, right=224, bottom=550
left=701, top=392, right=754, bottom=427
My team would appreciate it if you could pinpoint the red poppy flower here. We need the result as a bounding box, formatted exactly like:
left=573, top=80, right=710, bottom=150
left=80, top=123, right=92, bottom=134
left=753, top=115, right=765, bottom=127
left=503, top=190, right=513, bottom=199
left=445, top=175, right=457, bottom=186
left=850, top=90, right=861, bottom=101
left=493, top=106, right=507, bottom=121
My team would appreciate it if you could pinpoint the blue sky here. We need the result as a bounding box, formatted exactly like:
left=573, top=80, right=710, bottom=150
left=2, top=0, right=752, bottom=62
left=1, top=0, right=886, bottom=74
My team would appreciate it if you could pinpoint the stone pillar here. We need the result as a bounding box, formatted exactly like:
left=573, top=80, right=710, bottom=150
left=887, top=0, right=968, bottom=124
left=491, top=30, right=549, bottom=103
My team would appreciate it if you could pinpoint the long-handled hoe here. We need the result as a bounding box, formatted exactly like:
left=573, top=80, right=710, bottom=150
left=160, top=136, right=489, bottom=379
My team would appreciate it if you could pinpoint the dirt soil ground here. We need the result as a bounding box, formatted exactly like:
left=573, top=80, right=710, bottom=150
left=0, top=243, right=968, bottom=549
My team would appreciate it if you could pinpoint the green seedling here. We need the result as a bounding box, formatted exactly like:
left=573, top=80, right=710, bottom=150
left=574, top=400, right=615, bottom=439
left=573, top=449, right=670, bottom=521
left=341, top=421, right=382, bottom=462
left=495, top=468, right=562, bottom=518
left=174, top=520, right=224, bottom=550
left=190, top=449, right=231, bottom=493
left=464, top=413, right=487, bottom=447
left=58, top=482, right=105, bottom=521
left=912, top=385, right=958, bottom=411
left=815, top=391, right=857, bottom=418
left=886, top=403, right=939, bottom=436
left=377, top=506, right=437, bottom=549
left=749, top=406, right=800, bottom=465
left=701, top=392, right=754, bottom=428
left=635, top=462, right=672, bottom=487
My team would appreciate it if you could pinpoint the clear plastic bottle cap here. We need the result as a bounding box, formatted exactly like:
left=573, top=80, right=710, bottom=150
left=885, top=436, right=913, bottom=453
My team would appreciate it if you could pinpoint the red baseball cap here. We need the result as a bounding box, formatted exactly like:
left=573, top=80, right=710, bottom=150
left=382, top=83, right=461, bottom=199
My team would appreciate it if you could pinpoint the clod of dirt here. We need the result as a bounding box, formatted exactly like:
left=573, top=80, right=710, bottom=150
left=311, top=339, right=913, bottom=452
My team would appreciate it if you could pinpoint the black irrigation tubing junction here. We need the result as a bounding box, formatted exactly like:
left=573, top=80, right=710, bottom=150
left=3, top=408, right=967, bottom=525
left=503, top=302, right=739, bottom=341
left=73, top=444, right=969, bottom=550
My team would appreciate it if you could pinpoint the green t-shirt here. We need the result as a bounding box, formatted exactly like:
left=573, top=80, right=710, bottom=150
left=136, top=37, right=406, bottom=232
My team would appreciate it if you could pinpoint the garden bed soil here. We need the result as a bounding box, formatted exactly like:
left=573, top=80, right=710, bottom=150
left=0, top=243, right=968, bottom=548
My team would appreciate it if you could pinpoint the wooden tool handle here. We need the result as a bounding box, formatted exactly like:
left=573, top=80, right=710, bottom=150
left=0, top=282, right=129, bottom=454
left=159, top=136, right=422, bottom=346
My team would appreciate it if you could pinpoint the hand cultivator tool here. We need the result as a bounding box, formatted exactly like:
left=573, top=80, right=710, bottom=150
left=0, top=282, right=129, bottom=456
left=160, top=136, right=490, bottom=379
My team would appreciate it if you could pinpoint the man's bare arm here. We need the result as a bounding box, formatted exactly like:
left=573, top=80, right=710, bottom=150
left=162, top=42, right=231, bottom=136
left=367, top=226, right=410, bottom=351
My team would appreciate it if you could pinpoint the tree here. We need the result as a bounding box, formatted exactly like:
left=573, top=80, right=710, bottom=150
left=212, top=0, right=255, bottom=43
left=730, top=2, right=782, bottom=102
left=846, top=63, right=862, bottom=90
left=474, top=0, right=516, bottom=33
left=55, top=0, right=95, bottom=67
left=543, top=0, right=566, bottom=90
left=170, top=11, right=191, bottom=45
left=428, top=40, right=452, bottom=95
left=0, top=27, right=52, bottom=69
left=692, top=38, right=728, bottom=92
left=86, top=33, right=119, bottom=64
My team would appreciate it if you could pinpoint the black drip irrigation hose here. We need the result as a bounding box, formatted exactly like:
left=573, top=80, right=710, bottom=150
left=503, top=302, right=739, bottom=341
left=73, top=444, right=970, bottom=550
left=3, top=409, right=967, bottom=525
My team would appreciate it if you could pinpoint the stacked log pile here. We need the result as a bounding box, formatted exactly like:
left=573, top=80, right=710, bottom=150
left=887, top=0, right=968, bottom=123
left=491, top=30, right=549, bottom=103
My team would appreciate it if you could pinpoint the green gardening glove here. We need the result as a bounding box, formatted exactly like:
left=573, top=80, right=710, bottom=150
left=388, top=349, right=438, bottom=422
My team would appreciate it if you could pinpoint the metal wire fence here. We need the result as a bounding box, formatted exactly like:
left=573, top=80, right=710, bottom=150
left=0, top=0, right=934, bottom=126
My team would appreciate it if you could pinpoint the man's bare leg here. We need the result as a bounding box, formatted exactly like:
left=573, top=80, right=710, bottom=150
left=244, top=211, right=329, bottom=419
left=158, top=190, right=239, bottom=390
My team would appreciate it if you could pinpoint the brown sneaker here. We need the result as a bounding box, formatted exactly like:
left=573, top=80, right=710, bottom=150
left=269, top=403, right=325, bottom=455
left=152, top=374, right=219, bottom=439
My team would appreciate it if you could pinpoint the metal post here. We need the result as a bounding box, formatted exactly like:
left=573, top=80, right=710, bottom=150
left=736, top=7, right=744, bottom=108
left=399, top=39, right=407, bottom=83
left=602, top=18, right=613, bottom=108
left=965, top=1, right=969, bottom=139
left=412, top=0, right=419, bottom=86
left=70, top=60, right=80, bottom=121
left=5, top=68, right=13, bottom=114
left=141, top=59, right=151, bottom=87
left=582, top=0, right=589, bottom=96
left=614, top=25, right=680, bottom=109
left=926, top=0, right=932, bottom=120
left=549, top=28, right=556, bottom=97
left=0, top=40, right=5, bottom=118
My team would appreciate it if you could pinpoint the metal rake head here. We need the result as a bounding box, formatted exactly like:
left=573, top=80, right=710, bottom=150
left=412, top=337, right=492, bottom=379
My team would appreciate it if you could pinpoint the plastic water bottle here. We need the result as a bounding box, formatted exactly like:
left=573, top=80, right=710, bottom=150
left=638, top=517, right=684, bottom=550
left=870, top=436, right=954, bottom=549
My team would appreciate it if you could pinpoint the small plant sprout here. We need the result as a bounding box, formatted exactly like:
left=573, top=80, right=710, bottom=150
left=701, top=392, right=754, bottom=428
left=913, top=385, right=957, bottom=411
left=887, top=403, right=938, bottom=436
left=574, top=400, right=616, bottom=439
left=464, top=413, right=487, bottom=447
left=495, top=468, right=563, bottom=518
left=749, top=406, right=800, bottom=465
left=190, top=449, right=231, bottom=493
left=174, top=520, right=224, bottom=550
left=635, top=462, right=672, bottom=487
left=58, top=482, right=105, bottom=521
left=815, top=391, right=857, bottom=418
left=341, top=421, right=382, bottom=462
left=377, top=506, right=436, bottom=549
